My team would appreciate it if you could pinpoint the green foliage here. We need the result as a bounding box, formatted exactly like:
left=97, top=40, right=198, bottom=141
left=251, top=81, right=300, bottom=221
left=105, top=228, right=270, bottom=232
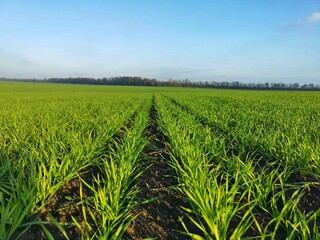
left=0, top=82, right=152, bottom=239
left=0, top=82, right=319, bottom=239
left=156, top=91, right=320, bottom=239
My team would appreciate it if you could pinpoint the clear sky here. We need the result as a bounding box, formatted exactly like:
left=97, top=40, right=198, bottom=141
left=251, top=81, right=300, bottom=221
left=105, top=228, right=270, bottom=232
left=1, top=0, right=319, bottom=84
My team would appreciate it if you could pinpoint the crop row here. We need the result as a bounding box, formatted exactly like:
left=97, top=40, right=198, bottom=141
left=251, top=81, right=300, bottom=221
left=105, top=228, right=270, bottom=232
left=162, top=92, right=320, bottom=175
left=156, top=92, right=320, bottom=239
left=0, top=91, right=152, bottom=239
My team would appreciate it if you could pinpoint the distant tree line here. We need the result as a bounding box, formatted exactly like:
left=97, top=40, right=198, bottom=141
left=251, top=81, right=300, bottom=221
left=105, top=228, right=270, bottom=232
left=1, top=77, right=319, bottom=90
left=44, top=77, right=319, bottom=90
left=46, top=76, right=159, bottom=86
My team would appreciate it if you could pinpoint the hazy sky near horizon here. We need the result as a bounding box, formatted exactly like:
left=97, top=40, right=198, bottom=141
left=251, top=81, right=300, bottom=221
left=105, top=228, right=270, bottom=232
left=1, top=0, right=320, bottom=84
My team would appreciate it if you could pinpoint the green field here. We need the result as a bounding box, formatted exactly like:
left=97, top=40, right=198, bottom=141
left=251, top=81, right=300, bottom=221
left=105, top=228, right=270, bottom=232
left=0, top=81, right=319, bottom=239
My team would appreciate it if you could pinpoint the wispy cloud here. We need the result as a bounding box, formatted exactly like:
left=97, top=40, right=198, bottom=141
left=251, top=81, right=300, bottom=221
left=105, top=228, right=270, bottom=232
left=282, top=11, right=320, bottom=29
left=307, top=12, right=320, bottom=23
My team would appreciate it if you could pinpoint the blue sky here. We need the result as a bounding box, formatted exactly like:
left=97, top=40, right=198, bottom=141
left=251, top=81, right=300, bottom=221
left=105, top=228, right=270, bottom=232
left=0, top=0, right=319, bottom=84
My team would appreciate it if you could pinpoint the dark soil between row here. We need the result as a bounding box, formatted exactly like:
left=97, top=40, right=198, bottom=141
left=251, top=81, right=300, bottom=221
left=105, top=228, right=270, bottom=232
left=123, top=96, right=199, bottom=239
